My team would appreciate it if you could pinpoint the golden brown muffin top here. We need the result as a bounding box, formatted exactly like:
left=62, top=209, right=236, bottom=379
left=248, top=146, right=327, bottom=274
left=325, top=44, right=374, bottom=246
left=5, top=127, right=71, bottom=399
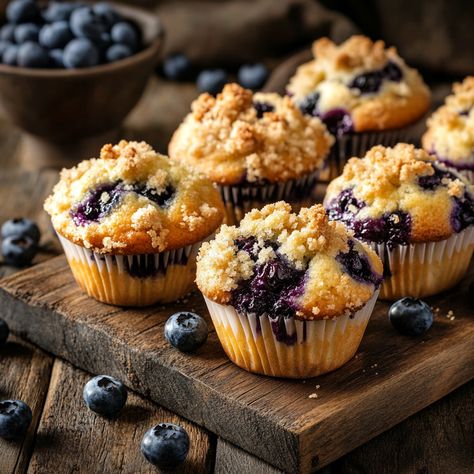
left=44, top=140, right=224, bottom=254
left=169, top=83, right=334, bottom=185
left=196, top=202, right=382, bottom=320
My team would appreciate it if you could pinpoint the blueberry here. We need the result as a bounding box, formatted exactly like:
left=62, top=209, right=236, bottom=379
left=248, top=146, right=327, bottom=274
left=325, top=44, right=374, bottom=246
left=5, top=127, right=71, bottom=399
left=0, top=24, right=15, bottom=42
left=105, top=43, right=132, bottom=62
left=13, top=23, right=39, bottom=43
left=70, top=6, right=107, bottom=41
left=383, top=61, right=403, bottom=82
left=349, top=71, right=383, bottom=94
left=2, top=235, right=37, bottom=266
left=39, top=22, right=72, bottom=49
left=0, top=319, right=9, bottom=347
left=164, top=312, right=208, bottom=352
left=17, top=42, right=50, bottom=68
left=253, top=101, right=274, bottom=118
left=298, top=92, right=320, bottom=116
left=110, top=22, right=139, bottom=51
left=1, top=218, right=40, bottom=243
left=196, top=69, right=228, bottom=95
left=83, top=375, right=127, bottom=417
left=162, top=53, right=192, bottom=81
left=238, top=63, right=269, bottom=90
left=0, top=41, right=11, bottom=57
left=63, top=38, right=99, bottom=68
left=42, top=2, right=76, bottom=23
left=49, top=48, right=64, bottom=68
left=6, top=0, right=39, bottom=24
left=388, top=297, right=434, bottom=336
left=0, top=400, right=32, bottom=440
left=141, top=423, right=190, bottom=469
left=93, top=3, right=122, bottom=28
left=2, top=45, right=19, bottom=65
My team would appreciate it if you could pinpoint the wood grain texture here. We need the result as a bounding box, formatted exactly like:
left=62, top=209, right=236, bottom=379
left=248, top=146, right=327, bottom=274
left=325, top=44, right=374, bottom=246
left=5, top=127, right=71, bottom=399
left=1, top=256, right=473, bottom=473
left=27, top=359, right=214, bottom=474
left=0, top=336, right=54, bottom=474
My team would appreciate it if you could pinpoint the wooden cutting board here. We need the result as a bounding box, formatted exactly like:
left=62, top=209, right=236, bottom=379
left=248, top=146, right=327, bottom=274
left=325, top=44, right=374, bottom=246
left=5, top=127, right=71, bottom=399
left=0, top=256, right=472, bottom=473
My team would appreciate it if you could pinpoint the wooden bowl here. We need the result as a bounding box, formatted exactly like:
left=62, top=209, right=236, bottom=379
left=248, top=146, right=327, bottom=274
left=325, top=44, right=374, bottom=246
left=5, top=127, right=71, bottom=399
left=0, top=3, right=163, bottom=168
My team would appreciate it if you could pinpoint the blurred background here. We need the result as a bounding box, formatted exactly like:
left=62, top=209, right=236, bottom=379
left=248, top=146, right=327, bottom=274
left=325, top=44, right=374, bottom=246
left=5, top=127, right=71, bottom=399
left=1, top=0, right=473, bottom=169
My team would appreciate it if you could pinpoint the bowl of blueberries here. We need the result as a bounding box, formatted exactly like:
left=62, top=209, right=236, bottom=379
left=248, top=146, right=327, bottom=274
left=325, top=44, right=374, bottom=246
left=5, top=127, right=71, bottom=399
left=0, top=0, right=163, bottom=167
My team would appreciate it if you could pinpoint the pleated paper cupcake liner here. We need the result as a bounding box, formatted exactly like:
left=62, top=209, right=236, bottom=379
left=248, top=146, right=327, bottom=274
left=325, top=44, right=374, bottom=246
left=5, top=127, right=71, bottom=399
left=217, top=170, right=320, bottom=225
left=458, top=169, right=474, bottom=184
left=203, top=291, right=379, bottom=378
left=373, top=226, right=474, bottom=300
left=320, top=125, right=419, bottom=182
left=58, top=233, right=205, bottom=306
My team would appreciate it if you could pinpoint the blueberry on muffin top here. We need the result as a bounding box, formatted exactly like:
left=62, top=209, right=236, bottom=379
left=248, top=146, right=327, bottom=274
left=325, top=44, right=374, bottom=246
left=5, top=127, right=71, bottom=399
left=422, top=77, right=474, bottom=171
left=168, top=83, right=334, bottom=185
left=196, top=202, right=382, bottom=320
left=324, top=144, right=474, bottom=245
left=287, top=36, right=430, bottom=134
left=44, top=140, right=224, bottom=254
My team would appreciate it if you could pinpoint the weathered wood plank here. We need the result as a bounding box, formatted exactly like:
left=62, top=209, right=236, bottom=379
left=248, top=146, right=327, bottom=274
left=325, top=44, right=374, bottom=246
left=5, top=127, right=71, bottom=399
left=1, top=256, right=472, bottom=473
left=27, top=359, right=215, bottom=474
left=0, top=336, right=54, bottom=474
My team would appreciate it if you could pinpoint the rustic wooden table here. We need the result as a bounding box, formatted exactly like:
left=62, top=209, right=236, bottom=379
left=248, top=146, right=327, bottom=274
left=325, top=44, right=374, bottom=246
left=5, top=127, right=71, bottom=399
left=0, top=78, right=473, bottom=474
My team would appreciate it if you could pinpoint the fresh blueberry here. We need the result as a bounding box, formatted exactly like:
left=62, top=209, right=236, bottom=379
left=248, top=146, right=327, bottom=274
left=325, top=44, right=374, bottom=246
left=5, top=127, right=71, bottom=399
left=164, top=312, right=208, bottom=353
left=0, top=319, right=9, bottom=347
left=13, top=22, right=39, bottom=43
left=141, top=423, right=190, bottom=469
left=110, top=21, right=139, bottom=51
left=1, top=235, right=37, bottom=266
left=42, top=2, right=76, bottom=23
left=93, top=3, right=122, bottom=28
left=1, top=218, right=40, bottom=243
left=63, top=38, right=99, bottom=68
left=48, top=48, right=64, bottom=68
left=196, top=69, right=228, bottom=95
left=0, top=41, right=11, bottom=58
left=162, top=53, right=192, bottom=81
left=238, top=63, right=269, bottom=90
left=0, top=24, right=15, bottom=42
left=2, top=45, right=19, bottom=65
left=17, top=42, right=50, bottom=68
left=39, top=22, right=72, bottom=50
left=105, top=43, right=132, bottom=62
left=298, top=91, right=319, bottom=116
left=6, top=0, right=39, bottom=24
left=70, top=6, right=107, bottom=41
left=388, top=297, right=434, bottom=336
left=0, top=400, right=32, bottom=440
left=83, top=375, right=127, bottom=417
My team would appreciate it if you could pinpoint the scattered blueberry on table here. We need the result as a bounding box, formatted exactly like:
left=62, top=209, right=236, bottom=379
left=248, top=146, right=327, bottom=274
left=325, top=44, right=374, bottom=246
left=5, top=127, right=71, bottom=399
left=0, top=399, right=32, bottom=440
left=238, top=63, right=268, bottom=90
left=388, top=297, right=434, bottom=336
left=1, top=217, right=40, bottom=243
left=196, top=68, right=228, bottom=95
left=1, top=217, right=40, bottom=266
left=164, top=312, right=208, bottom=353
left=0, top=318, right=9, bottom=347
left=141, top=423, right=190, bottom=469
left=83, top=375, right=128, bottom=417
left=162, top=53, right=192, bottom=81
left=0, top=0, right=142, bottom=69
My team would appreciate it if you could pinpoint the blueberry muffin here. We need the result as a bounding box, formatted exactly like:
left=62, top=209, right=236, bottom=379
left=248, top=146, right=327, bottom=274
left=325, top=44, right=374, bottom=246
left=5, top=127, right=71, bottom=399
left=422, top=77, right=474, bottom=183
left=44, top=140, right=224, bottom=306
left=196, top=202, right=382, bottom=378
left=287, top=36, right=431, bottom=180
left=169, top=83, right=334, bottom=224
left=324, top=143, right=474, bottom=300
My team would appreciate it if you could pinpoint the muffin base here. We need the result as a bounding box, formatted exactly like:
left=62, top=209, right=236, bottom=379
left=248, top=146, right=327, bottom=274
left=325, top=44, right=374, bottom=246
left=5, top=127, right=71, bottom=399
left=58, top=234, right=203, bottom=306
left=320, top=126, right=418, bottom=182
left=203, top=292, right=378, bottom=378
left=218, top=171, right=319, bottom=225
left=374, top=227, right=474, bottom=300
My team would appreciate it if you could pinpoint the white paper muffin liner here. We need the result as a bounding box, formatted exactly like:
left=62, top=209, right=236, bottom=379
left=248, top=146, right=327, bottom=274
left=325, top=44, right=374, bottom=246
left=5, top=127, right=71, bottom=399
left=58, top=233, right=205, bottom=306
left=203, top=291, right=379, bottom=378
left=372, top=226, right=474, bottom=300
left=320, top=126, right=419, bottom=182
left=217, top=170, right=320, bottom=225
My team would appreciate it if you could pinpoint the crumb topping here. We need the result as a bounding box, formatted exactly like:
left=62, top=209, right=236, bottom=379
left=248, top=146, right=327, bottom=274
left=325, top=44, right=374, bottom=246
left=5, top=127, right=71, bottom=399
left=44, top=140, right=224, bottom=253
left=196, top=202, right=382, bottom=319
left=169, top=83, right=334, bottom=185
